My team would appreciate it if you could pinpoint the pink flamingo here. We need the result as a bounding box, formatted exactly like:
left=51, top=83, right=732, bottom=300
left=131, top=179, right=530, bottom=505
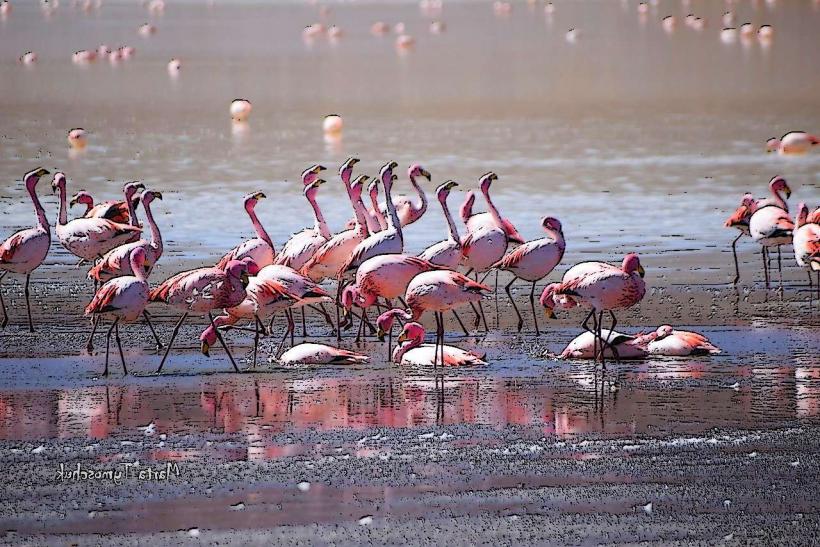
left=216, top=191, right=275, bottom=270
left=541, top=253, right=646, bottom=370
left=749, top=177, right=793, bottom=287
left=274, top=179, right=330, bottom=272
left=70, top=188, right=139, bottom=225
left=393, top=322, right=486, bottom=367
left=339, top=162, right=403, bottom=275
left=766, top=132, right=819, bottom=155
left=0, top=168, right=51, bottom=332
left=418, top=180, right=462, bottom=269
left=84, top=247, right=151, bottom=376
left=724, top=193, right=758, bottom=284
left=376, top=308, right=413, bottom=360
left=404, top=270, right=491, bottom=366
left=277, top=343, right=369, bottom=366
left=53, top=174, right=142, bottom=263
left=341, top=254, right=437, bottom=342
left=793, top=202, right=820, bottom=294
left=149, top=258, right=257, bottom=373
left=380, top=164, right=431, bottom=227
left=558, top=329, right=648, bottom=360
left=632, top=325, right=721, bottom=356
left=344, top=165, right=385, bottom=233
left=459, top=173, right=524, bottom=244
left=493, top=216, right=565, bottom=335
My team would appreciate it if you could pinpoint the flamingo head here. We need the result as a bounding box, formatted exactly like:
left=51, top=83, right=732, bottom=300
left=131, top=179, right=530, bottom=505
left=128, top=246, right=147, bottom=272
left=769, top=176, right=791, bottom=199
left=70, top=190, right=94, bottom=209
left=339, top=157, right=360, bottom=184
left=622, top=253, right=645, bottom=277
left=239, top=257, right=260, bottom=276
left=50, top=172, right=67, bottom=194
left=409, top=164, right=431, bottom=181
left=24, top=167, right=50, bottom=191
left=379, top=161, right=398, bottom=184
left=349, top=175, right=369, bottom=199
left=375, top=308, right=412, bottom=341
left=655, top=324, right=673, bottom=339
left=541, top=216, right=562, bottom=235
left=225, top=259, right=253, bottom=288
left=396, top=321, right=425, bottom=345
left=243, top=191, right=265, bottom=212
left=301, top=164, right=326, bottom=186
left=140, top=189, right=162, bottom=207
left=341, top=285, right=358, bottom=310
left=436, top=180, right=458, bottom=203
left=765, top=137, right=780, bottom=153
left=123, top=181, right=146, bottom=200
left=199, top=325, right=217, bottom=357
left=796, top=202, right=809, bottom=227
left=539, top=284, right=558, bottom=319
left=304, top=178, right=325, bottom=200
left=479, top=171, right=498, bottom=194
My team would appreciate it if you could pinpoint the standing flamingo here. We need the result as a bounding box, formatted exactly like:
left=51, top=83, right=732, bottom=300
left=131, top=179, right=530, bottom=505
left=340, top=157, right=383, bottom=233
left=53, top=174, right=143, bottom=263
left=393, top=322, right=486, bottom=367
left=380, top=164, right=431, bottom=227
left=749, top=177, right=793, bottom=288
left=493, top=216, right=565, bottom=335
left=274, top=179, right=330, bottom=272
left=149, top=259, right=256, bottom=373
left=418, top=180, right=462, bottom=269
left=724, top=193, right=758, bottom=285
left=793, top=202, right=820, bottom=294
left=541, top=253, right=646, bottom=371
left=404, top=270, right=491, bottom=366
left=0, top=167, right=51, bottom=332
left=366, top=177, right=387, bottom=232
left=339, top=161, right=403, bottom=275
left=84, top=247, right=151, bottom=376
left=459, top=174, right=524, bottom=244
left=216, top=191, right=275, bottom=269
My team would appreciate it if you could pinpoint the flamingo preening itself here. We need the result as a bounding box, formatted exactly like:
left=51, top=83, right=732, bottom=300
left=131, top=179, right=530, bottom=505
left=541, top=253, right=646, bottom=371
left=84, top=247, right=151, bottom=376
left=793, top=202, right=820, bottom=296
left=493, top=216, right=565, bottom=335
left=70, top=188, right=140, bottom=225
left=393, top=322, right=486, bottom=367
left=418, top=180, right=462, bottom=269
left=749, top=176, right=793, bottom=288
left=216, top=191, right=275, bottom=270
left=0, top=168, right=51, bottom=332
left=381, top=163, right=431, bottom=227
left=376, top=307, right=413, bottom=360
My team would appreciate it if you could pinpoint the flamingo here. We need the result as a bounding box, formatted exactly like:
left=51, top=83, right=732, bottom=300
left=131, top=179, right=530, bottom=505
left=632, top=325, right=721, bottom=356
left=52, top=174, right=143, bottom=263
left=149, top=258, right=257, bottom=373
left=274, top=179, right=330, bottom=272
left=341, top=254, right=437, bottom=342
left=216, top=191, right=275, bottom=270
left=339, top=161, right=403, bottom=275
left=69, top=188, right=140, bottom=225
left=230, top=99, right=252, bottom=122
left=793, top=202, right=820, bottom=294
left=724, top=193, right=758, bottom=285
left=749, top=177, right=793, bottom=287
left=84, top=247, right=151, bottom=376
left=375, top=308, right=413, bottom=360
left=366, top=177, right=388, bottom=232
left=766, top=132, right=819, bottom=155
left=492, top=216, right=565, bottom=335
left=541, top=253, right=646, bottom=371
left=459, top=173, right=525, bottom=244
left=393, top=322, right=486, bottom=367
left=277, top=343, right=369, bottom=366
left=380, top=164, right=431, bottom=227
left=0, top=167, right=51, bottom=332
left=404, top=270, right=491, bottom=366
left=418, top=180, right=462, bottom=269
left=558, top=330, right=648, bottom=360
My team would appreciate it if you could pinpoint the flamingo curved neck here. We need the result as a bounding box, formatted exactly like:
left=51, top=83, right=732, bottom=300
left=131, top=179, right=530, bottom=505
left=131, top=256, right=148, bottom=283
left=770, top=186, right=788, bottom=211
left=392, top=338, right=420, bottom=363
left=382, top=177, right=402, bottom=240
left=307, top=194, right=330, bottom=239
left=408, top=173, right=428, bottom=217
left=349, top=193, right=370, bottom=235
left=247, top=204, right=274, bottom=250
left=482, top=186, right=504, bottom=229
left=30, top=180, right=49, bottom=232
left=55, top=183, right=68, bottom=226
left=126, top=192, right=140, bottom=227
left=369, top=191, right=387, bottom=231
left=143, top=200, right=163, bottom=255
left=440, top=194, right=460, bottom=242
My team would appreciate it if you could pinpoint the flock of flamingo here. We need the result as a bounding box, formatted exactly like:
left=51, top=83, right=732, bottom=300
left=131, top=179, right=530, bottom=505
left=6, top=143, right=817, bottom=379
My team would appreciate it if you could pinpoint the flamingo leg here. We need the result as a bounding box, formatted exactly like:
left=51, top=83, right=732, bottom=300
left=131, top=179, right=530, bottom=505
left=398, top=296, right=408, bottom=309
left=209, top=311, right=240, bottom=373
left=730, top=233, right=743, bottom=285
left=288, top=309, right=295, bottom=347
left=309, top=304, right=336, bottom=334
left=142, top=311, right=163, bottom=351
left=355, top=308, right=369, bottom=344
left=596, top=310, right=606, bottom=372
left=494, top=270, right=499, bottom=328
left=275, top=311, right=294, bottom=357
left=335, top=281, right=343, bottom=342
left=300, top=308, right=307, bottom=338
left=85, top=316, right=99, bottom=353
left=387, top=325, right=392, bottom=363
left=474, top=272, right=488, bottom=332
left=777, top=245, right=783, bottom=287
left=0, top=271, right=7, bottom=329
left=268, top=313, right=277, bottom=334
left=452, top=310, right=469, bottom=336
left=104, top=320, right=116, bottom=377
left=468, top=302, right=481, bottom=329
left=434, top=312, right=443, bottom=368
left=24, top=273, right=34, bottom=333
left=504, top=277, right=523, bottom=332
left=156, top=312, right=188, bottom=374
left=603, top=311, right=621, bottom=365
left=252, top=315, right=262, bottom=369
left=529, top=281, right=540, bottom=336
left=114, top=319, right=128, bottom=375
left=762, top=247, right=770, bottom=288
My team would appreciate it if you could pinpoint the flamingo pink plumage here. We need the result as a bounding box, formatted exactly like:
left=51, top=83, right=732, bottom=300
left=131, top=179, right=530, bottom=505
left=277, top=343, right=369, bottom=366
left=558, top=329, right=648, bottom=360
left=380, top=164, right=431, bottom=227
left=766, top=131, right=820, bottom=155
left=274, top=179, right=330, bottom=272
left=724, top=192, right=758, bottom=284
left=393, top=322, right=486, bottom=367
left=459, top=173, right=525, bottom=244
left=216, top=191, right=275, bottom=270
left=793, top=202, right=820, bottom=293
left=70, top=189, right=138, bottom=225
left=341, top=157, right=384, bottom=234
left=0, top=168, right=51, bottom=332
left=631, top=325, right=721, bottom=356
left=418, top=180, right=462, bottom=269
left=749, top=176, right=793, bottom=287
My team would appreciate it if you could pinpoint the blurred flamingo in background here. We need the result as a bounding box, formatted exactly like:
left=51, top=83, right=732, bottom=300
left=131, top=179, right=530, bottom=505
left=766, top=132, right=819, bottom=155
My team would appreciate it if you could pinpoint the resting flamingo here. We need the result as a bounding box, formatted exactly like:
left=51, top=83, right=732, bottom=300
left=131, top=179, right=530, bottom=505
left=53, top=174, right=143, bottom=263
left=558, top=329, right=648, bottom=360
left=393, top=322, right=486, bottom=367
left=379, top=164, right=431, bottom=227
left=277, top=343, right=369, bottom=366
left=70, top=188, right=140, bottom=224
left=418, top=180, right=462, bottom=269
left=793, top=202, right=820, bottom=294
left=632, top=325, right=721, bottom=356
left=216, top=191, right=275, bottom=270
left=493, top=216, right=565, bottom=335
left=0, top=167, right=51, bottom=332
left=149, top=258, right=257, bottom=373
left=749, top=177, right=793, bottom=288
left=766, top=132, right=819, bottom=155
left=84, top=247, right=151, bottom=376
left=541, top=253, right=646, bottom=371
left=274, top=179, right=330, bottom=272
left=339, top=161, right=403, bottom=275
left=404, top=270, right=491, bottom=366
left=376, top=308, right=413, bottom=360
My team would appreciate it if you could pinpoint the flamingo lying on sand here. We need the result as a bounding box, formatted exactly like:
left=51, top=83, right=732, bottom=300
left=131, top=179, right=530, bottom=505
left=541, top=253, right=646, bottom=371
left=0, top=168, right=51, bottom=332
left=53, top=174, right=143, bottom=263
left=380, top=164, right=431, bottom=227
left=632, top=325, right=721, bottom=356
left=405, top=270, right=491, bottom=366
left=216, top=191, right=275, bottom=270
left=793, top=202, right=820, bottom=294
left=277, top=343, right=369, bottom=366
left=150, top=258, right=257, bottom=373
left=418, top=180, right=462, bottom=269
left=70, top=188, right=140, bottom=224
left=558, top=329, right=648, bottom=360
left=393, top=322, right=486, bottom=367
left=749, top=176, right=793, bottom=288
left=766, top=132, right=819, bottom=155
left=493, top=216, right=565, bottom=335
left=84, top=247, right=151, bottom=376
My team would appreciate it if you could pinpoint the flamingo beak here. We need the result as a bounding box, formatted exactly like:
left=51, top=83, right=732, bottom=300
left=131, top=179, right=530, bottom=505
left=377, top=328, right=386, bottom=342
left=421, top=169, right=431, bottom=181
left=241, top=271, right=250, bottom=288
left=69, top=196, right=78, bottom=207
left=784, top=184, right=792, bottom=199
left=253, top=192, right=266, bottom=200
left=637, top=264, right=646, bottom=278
left=34, top=168, right=50, bottom=177
left=200, top=340, right=210, bottom=357
left=153, top=192, right=163, bottom=200
left=397, top=332, right=407, bottom=344
left=313, top=165, right=327, bottom=174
